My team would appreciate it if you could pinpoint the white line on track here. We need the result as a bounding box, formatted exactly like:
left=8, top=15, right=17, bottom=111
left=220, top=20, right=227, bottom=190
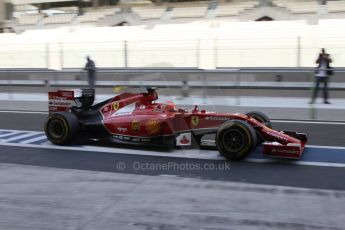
left=244, top=158, right=345, bottom=168
left=0, top=129, right=42, bottom=133
left=0, top=132, right=20, bottom=139
left=5, top=132, right=38, bottom=142
left=0, top=141, right=345, bottom=168
left=20, top=135, right=47, bottom=144
left=307, top=145, right=345, bottom=150
left=0, top=141, right=225, bottom=160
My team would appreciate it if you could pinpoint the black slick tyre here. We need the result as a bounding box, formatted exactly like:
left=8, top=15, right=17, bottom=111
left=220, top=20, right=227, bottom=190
left=216, top=120, right=257, bottom=160
left=44, top=112, right=79, bottom=145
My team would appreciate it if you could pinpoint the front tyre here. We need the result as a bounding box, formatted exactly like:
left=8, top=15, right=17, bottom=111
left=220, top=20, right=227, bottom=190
left=44, top=112, right=79, bottom=145
left=246, top=111, right=272, bottom=128
left=246, top=111, right=271, bottom=144
left=216, top=120, right=257, bottom=160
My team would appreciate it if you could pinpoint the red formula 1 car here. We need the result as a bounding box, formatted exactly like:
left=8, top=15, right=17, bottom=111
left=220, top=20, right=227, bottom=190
left=45, top=88, right=308, bottom=160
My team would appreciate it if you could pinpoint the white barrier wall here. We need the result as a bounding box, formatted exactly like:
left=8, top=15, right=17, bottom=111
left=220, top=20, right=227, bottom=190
left=215, top=21, right=306, bottom=67
left=59, top=26, right=143, bottom=68
left=127, top=23, right=208, bottom=68
left=0, top=19, right=345, bottom=68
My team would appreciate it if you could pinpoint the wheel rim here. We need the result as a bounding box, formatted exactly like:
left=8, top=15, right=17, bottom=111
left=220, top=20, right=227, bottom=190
left=222, top=129, right=246, bottom=152
left=47, top=119, right=65, bottom=140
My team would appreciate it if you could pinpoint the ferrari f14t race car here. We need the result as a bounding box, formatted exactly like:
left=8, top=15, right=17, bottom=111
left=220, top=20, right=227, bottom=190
left=45, top=88, right=308, bottom=160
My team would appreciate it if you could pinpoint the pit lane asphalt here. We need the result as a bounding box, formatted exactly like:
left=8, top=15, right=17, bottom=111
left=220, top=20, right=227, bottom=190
left=0, top=111, right=345, bottom=191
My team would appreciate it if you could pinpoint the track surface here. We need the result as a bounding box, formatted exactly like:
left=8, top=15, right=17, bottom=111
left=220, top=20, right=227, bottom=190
left=1, top=111, right=345, bottom=191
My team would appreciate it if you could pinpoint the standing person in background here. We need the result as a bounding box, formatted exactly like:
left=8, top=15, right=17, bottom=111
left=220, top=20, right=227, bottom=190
left=84, top=56, right=96, bottom=89
left=309, top=48, right=333, bottom=104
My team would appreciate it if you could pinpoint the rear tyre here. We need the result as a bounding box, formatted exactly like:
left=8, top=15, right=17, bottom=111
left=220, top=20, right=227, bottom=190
left=216, top=120, right=257, bottom=160
left=44, top=112, right=79, bottom=145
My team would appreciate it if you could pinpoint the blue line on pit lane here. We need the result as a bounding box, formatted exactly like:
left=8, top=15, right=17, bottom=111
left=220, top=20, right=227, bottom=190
left=249, top=146, right=345, bottom=164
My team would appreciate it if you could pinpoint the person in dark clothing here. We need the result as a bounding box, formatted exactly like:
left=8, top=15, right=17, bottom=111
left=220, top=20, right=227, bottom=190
left=84, top=56, right=96, bottom=89
left=309, top=48, right=333, bottom=104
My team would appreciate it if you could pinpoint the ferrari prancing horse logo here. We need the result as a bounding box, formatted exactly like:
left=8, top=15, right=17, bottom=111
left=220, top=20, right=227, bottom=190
left=191, top=116, right=199, bottom=127
left=112, top=101, right=120, bottom=111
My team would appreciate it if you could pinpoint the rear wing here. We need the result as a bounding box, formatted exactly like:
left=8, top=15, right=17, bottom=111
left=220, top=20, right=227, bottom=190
left=48, top=89, right=81, bottom=114
left=48, top=89, right=95, bottom=114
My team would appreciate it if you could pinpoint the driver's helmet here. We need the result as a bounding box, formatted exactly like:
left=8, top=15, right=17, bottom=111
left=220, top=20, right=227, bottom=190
left=165, top=101, right=177, bottom=112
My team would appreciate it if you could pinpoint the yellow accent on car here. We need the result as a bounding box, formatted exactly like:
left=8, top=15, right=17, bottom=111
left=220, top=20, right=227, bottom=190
left=131, top=120, right=140, bottom=133
left=191, top=116, right=199, bottom=126
left=112, top=101, right=120, bottom=111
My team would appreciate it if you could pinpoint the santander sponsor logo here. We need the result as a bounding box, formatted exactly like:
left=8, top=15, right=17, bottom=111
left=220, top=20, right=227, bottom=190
left=272, top=148, right=299, bottom=154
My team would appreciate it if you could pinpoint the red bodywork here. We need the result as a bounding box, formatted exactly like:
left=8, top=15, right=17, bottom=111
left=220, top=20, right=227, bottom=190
left=49, top=89, right=307, bottom=159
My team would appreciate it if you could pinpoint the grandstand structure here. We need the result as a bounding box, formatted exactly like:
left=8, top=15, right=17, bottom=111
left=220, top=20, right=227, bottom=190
left=7, top=0, right=345, bottom=29
left=1, top=0, right=345, bottom=69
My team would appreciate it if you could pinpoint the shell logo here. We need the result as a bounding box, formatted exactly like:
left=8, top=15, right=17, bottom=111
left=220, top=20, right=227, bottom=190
left=146, top=120, right=161, bottom=135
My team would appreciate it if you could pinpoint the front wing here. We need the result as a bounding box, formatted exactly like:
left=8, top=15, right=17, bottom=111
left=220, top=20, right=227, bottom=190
left=262, top=131, right=308, bottom=159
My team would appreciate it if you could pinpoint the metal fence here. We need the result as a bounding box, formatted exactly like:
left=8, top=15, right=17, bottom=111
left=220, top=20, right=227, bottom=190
left=0, top=67, right=324, bottom=100
left=1, top=38, right=344, bottom=69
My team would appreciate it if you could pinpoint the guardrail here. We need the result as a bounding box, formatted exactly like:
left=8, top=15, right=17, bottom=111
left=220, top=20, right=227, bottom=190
left=1, top=67, right=345, bottom=73
left=3, top=80, right=345, bottom=91
left=1, top=67, right=345, bottom=77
